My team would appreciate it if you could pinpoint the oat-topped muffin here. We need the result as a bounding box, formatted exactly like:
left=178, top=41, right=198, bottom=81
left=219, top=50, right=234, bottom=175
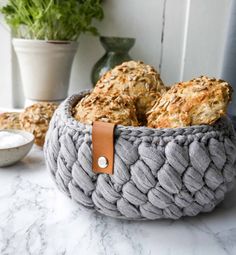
left=20, top=102, right=58, bottom=147
left=147, top=76, right=232, bottom=128
left=93, top=61, right=166, bottom=123
left=0, top=112, right=21, bottom=130
left=73, top=92, right=139, bottom=126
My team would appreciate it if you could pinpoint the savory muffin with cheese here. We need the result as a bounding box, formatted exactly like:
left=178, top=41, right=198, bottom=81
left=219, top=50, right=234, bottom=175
left=147, top=76, right=232, bottom=128
left=93, top=61, right=166, bottom=123
left=73, top=92, right=139, bottom=126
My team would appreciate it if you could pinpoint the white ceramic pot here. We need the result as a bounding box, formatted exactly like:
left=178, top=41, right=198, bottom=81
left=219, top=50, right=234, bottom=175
left=12, top=39, right=78, bottom=103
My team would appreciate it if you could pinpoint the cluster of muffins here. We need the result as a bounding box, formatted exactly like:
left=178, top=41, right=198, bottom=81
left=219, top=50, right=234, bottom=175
left=0, top=60, right=232, bottom=147
left=73, top=61, right=232, bottom=128
left=73, top=61, right=167, bottom=126
left=0, top=102, right=58, bottom=147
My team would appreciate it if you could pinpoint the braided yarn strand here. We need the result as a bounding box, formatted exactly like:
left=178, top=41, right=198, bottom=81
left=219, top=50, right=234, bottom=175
left=44, top=92, right=236, bottom=220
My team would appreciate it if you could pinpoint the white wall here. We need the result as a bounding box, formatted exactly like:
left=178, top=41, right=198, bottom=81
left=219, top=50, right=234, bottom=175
left=181, top=0, right=231, bottom=81
left=0, top=21, right=12, bottom=108
left=160, top=0, right=189, bottom=85
left=0, top=0, right=232, bottom=108
left=221, top=0, right=236, bottom=115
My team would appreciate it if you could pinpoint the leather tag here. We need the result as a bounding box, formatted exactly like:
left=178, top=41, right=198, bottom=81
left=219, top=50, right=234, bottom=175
left=92, top=121, right=116, bottom=174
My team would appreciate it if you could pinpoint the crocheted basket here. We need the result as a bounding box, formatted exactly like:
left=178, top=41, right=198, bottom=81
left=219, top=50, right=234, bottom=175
left=44, top=91, right=236, bottom=220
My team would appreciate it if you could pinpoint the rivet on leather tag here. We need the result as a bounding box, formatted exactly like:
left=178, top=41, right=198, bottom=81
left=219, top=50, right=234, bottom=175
left=92, top=121, right=116, bottom=174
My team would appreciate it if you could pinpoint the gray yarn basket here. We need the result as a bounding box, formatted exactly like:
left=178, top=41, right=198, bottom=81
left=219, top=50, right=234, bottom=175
left=44, top=91, right=236, bottom=220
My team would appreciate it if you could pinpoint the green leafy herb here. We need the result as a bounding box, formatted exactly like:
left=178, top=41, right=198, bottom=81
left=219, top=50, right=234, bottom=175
left=0, top=0, right=104, bottom=40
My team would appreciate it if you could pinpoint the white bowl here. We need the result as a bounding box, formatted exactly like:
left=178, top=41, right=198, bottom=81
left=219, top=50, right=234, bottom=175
left=0, top=129, right=34, bottom=167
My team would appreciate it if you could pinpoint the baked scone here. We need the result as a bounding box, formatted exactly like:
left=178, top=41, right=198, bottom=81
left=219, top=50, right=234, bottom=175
left=20, top=102, right=58, bottom=147
left=93, top=61, right=166, bottom=123
left=73, top=92, right=139, bottom=126
left=0, top=112, right=21, bottom=130
left=147, top=76, right=232, bottom=128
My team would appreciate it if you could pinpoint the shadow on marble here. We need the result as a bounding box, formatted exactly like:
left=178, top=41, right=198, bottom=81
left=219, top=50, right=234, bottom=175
left=56, top=181, right=236, bottom=226
left=0, top=158, right=44, bottom=173
left=64, top=184, right=236, bottom=241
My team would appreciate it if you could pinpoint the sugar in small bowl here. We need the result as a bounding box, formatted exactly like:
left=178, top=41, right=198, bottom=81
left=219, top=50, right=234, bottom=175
left=0, top=130, right=34, bottom=167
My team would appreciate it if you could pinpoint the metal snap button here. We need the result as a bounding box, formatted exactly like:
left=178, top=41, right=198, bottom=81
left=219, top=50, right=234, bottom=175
left=98, top=156, right=108, bottom=169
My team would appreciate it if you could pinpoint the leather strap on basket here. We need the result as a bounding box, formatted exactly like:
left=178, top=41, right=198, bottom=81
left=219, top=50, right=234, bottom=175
left=92, top=121, right=116, bottom=174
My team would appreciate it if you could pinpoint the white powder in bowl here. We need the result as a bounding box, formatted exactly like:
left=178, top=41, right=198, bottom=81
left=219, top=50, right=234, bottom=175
left=0, top=131, right=29, bottom=149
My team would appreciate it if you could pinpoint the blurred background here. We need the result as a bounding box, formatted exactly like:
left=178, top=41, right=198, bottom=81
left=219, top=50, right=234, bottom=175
left=0, top=0, right=235, bottom=112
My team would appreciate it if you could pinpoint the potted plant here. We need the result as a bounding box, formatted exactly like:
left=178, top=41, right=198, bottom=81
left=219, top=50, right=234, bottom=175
left=0, top=0, right=103, bottom=104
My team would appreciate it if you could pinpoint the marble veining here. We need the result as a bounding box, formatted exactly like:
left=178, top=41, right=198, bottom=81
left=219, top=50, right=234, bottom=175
left=0, top=146, right=235, bottom=255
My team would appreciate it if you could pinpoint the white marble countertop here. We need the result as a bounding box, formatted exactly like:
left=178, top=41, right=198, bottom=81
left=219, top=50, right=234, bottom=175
left=0, top=146, right=235, bottom=255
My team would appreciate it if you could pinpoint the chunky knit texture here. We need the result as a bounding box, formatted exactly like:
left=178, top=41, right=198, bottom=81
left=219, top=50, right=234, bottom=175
left=44, top=91, right=236, bottom=220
